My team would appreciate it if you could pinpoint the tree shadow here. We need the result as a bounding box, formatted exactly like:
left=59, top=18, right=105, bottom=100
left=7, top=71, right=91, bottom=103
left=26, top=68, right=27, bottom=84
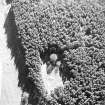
left=6, top=0, right=12, bottom=4
left=4, top=8, right=34, bottom=94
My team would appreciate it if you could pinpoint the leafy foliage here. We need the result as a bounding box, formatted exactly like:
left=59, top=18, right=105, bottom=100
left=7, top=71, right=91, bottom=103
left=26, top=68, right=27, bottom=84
left=12, top=0, right=105, bottom=104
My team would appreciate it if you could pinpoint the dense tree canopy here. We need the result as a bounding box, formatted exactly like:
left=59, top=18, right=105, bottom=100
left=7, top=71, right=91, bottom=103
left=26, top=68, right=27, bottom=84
left=12, top=0, right=105, bottom=104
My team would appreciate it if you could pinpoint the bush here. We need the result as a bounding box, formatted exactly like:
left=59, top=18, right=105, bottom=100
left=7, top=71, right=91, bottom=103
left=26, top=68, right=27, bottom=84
left=12, top=0, right=105, bottom=104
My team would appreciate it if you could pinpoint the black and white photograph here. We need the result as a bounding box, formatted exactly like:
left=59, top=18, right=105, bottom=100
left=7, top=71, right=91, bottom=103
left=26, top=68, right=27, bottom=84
left=0, top=0, right=105, bottom=105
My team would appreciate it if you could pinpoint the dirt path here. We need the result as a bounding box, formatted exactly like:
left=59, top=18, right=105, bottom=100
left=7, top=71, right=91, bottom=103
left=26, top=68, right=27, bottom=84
left=41, top=63, right=63, bottom=95
left=0, top=1, right=22, bottom=105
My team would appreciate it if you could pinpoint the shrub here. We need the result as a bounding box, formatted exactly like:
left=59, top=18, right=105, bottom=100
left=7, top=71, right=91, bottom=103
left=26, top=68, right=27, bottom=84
left=12, top=0, right=105, bottom=104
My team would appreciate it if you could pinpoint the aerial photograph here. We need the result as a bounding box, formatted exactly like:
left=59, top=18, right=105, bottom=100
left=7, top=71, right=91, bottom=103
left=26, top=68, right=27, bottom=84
left=0, top=0, right=105, bottom=105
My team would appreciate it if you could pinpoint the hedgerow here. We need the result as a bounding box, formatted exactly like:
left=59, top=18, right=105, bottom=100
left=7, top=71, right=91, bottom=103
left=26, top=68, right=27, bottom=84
left=11, top=0, right=105, bottom=105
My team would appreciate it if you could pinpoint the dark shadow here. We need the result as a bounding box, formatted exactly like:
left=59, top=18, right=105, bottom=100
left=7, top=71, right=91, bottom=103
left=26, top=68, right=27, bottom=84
left=4, top=8, right=25, bottom=89
left=4, top=8, right=36, bottom=95
left=6, top=0, right=12, bottom=4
